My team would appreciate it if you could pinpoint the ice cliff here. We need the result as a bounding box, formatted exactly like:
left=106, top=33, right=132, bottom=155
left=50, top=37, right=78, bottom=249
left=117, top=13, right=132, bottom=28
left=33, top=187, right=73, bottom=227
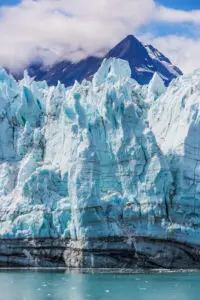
left=149, top=70, right=200, bottom=245
left=0, top=59, right=200, bottom=268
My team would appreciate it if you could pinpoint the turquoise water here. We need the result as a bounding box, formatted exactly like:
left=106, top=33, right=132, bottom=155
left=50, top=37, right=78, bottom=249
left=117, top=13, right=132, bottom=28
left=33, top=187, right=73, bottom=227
left=0, top=270, right=199, bottom=300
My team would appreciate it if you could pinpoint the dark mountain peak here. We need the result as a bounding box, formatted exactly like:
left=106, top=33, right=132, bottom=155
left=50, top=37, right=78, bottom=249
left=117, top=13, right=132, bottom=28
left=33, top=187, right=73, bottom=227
left=11, top=35, right=183, bottom=87
left=107, top=35, right=146, bottom=61
left=120, top=34, right=141, bottom=45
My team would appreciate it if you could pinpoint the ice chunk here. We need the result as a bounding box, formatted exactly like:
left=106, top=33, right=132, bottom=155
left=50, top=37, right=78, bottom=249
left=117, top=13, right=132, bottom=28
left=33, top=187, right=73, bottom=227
left=93, top=58, right=132, bottom=86
left=148, top=72, right=166, bottom=99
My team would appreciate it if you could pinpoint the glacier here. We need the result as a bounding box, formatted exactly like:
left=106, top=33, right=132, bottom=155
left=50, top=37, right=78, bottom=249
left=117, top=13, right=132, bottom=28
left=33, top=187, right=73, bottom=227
left=149, top=70, right=200, bottom=245
left=0, top=58, right=200, bottom=268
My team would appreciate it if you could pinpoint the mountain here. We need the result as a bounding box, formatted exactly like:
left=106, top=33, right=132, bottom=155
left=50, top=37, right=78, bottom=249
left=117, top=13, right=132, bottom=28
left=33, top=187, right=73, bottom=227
left=0, top=58, right=200, bottom=268
left=14, top=35, right=182, bottom=87
left=106, top=35, right=182, bottom=85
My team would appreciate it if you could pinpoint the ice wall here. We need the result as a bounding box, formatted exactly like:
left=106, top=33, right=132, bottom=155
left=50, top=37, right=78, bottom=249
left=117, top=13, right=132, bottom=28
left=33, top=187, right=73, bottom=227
left=0, top=58, right=172, bottom=242
left=149, top=69, right=200, bottom=244
left=1, top=58, right=200, bottom=268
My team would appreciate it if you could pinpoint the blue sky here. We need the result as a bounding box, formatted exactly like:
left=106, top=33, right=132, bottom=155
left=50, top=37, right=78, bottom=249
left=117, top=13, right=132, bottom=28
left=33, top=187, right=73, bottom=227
left=155, top=0, right=200, bottom=11
left=0, top=0, right=20, bottom=5
left=138, top=0, right=200, bottom=38
left=0, top=0, right=199, bottom=73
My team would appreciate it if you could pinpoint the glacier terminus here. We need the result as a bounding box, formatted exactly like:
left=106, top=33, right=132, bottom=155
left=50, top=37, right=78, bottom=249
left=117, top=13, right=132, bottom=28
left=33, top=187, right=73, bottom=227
left=0, top=58, right=200, bottom=268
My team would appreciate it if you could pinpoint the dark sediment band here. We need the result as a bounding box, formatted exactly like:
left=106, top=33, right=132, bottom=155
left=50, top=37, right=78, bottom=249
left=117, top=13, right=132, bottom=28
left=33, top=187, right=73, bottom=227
left=0, top=236, right=200, bottom=269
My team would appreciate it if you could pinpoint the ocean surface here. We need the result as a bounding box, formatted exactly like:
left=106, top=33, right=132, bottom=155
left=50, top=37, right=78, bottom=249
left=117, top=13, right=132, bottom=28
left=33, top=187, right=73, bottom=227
left=0, top=270, right=199, bottom=300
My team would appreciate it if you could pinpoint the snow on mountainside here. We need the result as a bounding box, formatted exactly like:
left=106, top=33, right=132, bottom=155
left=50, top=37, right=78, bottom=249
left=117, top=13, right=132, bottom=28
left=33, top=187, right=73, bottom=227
left=0, top=58, right=200, bottom=268
left=13, top=35, right=182, bottom=88
left=145, top=44, right=182, bottom=79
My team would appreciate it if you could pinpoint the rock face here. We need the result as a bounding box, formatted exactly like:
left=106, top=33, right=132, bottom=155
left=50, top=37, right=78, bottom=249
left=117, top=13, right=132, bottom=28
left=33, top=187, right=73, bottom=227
left=0, top=59, right=200, bottom=268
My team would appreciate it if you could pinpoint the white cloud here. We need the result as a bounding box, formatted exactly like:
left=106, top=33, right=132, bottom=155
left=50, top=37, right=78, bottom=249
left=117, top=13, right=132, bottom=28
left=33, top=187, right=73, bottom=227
left=155, top=6, right=200, bottom=24
left=0, top=0, right=156, bottom=70
left=0, top=0, right=199, bottom=73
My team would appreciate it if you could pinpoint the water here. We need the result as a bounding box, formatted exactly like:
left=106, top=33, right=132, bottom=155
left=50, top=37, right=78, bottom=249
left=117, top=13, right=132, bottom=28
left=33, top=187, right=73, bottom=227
left=0, top=270, right=199, bottom=300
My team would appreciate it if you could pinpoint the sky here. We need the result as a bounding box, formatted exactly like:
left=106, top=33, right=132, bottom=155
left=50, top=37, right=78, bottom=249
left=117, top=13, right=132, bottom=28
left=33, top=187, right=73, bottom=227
left=0, top=0, right=20, bottom=5
left=155, top=0, right=200, bottom=11
left=0, top=0, right=199, bottom=74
